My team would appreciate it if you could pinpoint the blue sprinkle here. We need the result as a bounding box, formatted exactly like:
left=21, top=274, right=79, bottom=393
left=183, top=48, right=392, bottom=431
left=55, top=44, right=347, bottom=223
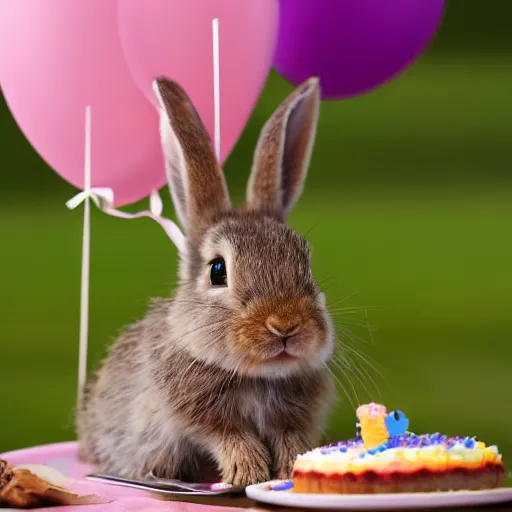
left=339, top=446, right=348, bottom=452
left=464, top=439, right=475, bottom=448
left=271, top=480, right=294, bottom=491
left=378, top=444, right=387, bottom=452
left=387, top=437, right=399, bottom=448
left=367, top=448, right=378, bottom=455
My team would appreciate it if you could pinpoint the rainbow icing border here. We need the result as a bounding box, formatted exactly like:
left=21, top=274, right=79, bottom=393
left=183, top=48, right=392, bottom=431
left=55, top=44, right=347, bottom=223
left=295, top=435, right=503, bottom=476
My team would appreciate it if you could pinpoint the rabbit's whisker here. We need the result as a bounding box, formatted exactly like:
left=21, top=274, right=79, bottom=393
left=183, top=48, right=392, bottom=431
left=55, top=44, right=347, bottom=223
left=340, top=289, right=363, bottom=304
left=365, top=309, right=375, bottom=345
left=178, top=317, right=229, bottom=341
left=178, top=357, right=203, bottom=391
left=172, top=298, right=231, bottom=311
left=329, top=357, right=362, bottom=407
left=163, top=277, right=196, bottom=287
left=343, top=354, right=382, bottom=400
left=302, top=223, right=319, bottom=238
left=218, top=361, right=241, bottom=397
left=324, top=363, right=356, bottom=410
left=336, top=354, right=384, bottom=400
left=333, top=318, right=373, bottom=330
left=328, top=306, right=379, bottom=315
left=340, top=343, right=384, bottom=381
left=317, top=276, right=336, bottom=287
left=332, top=320, right=384, bottom=400
left=331, top=355, right=378, bottom=403
left=326, top=290, right=364, bottom=309
left=337, top=324, right=374, bottom=348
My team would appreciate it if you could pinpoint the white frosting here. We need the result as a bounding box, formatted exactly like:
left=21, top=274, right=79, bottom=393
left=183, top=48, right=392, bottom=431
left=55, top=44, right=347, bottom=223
left=297, top=443, right=502, bottom=464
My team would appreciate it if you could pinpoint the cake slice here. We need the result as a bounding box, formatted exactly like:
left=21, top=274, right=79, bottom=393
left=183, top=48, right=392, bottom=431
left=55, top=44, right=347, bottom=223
left=292, top=403, right=505, bottom=494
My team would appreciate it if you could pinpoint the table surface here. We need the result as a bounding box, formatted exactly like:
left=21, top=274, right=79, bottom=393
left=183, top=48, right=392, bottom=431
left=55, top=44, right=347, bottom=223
left=3, top=442, right=511, bottom=512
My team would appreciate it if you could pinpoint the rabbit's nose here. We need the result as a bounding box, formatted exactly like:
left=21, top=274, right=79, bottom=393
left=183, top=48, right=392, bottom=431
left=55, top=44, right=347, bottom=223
left=265, top=315, right=302, bottom=337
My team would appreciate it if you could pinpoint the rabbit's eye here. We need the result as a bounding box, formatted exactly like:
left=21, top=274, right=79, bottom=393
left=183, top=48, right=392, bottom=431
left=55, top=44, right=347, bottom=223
left=209, top=257, right=227, bottom=287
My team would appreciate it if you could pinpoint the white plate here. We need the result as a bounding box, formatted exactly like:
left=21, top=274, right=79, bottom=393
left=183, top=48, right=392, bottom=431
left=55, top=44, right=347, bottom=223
left=245, top=481, right=512, bottom=510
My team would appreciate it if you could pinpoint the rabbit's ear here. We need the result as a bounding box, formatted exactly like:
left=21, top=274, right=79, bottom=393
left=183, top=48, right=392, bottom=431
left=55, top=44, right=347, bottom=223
left=153, top=77, right=231, bottom=240
left=246, top=77, right=320, bottom=220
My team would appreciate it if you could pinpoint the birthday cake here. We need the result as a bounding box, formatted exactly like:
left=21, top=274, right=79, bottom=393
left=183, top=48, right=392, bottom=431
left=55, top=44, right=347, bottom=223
left=292, top=403, right=505, bottom=494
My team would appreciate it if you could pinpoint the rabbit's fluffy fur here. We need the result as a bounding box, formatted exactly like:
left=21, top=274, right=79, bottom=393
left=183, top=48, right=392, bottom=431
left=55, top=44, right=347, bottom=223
left=77, top=77, right=335, bottom=487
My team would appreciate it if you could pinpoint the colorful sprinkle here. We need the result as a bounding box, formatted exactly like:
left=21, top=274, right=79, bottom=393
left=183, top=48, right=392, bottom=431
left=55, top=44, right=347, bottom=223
left=271, top=480, right=294, bottom=491
left=315, top=405, right=489, bottom=463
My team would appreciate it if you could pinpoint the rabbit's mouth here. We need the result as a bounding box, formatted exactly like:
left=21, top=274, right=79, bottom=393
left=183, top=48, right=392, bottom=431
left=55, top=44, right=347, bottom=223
left=240, top=349, right=304, bottom=377
left=248, top=335, right=317, bottom=368
left=234, top=335, right=328, bottom=377
left=270, top=349, right=298, bottom=362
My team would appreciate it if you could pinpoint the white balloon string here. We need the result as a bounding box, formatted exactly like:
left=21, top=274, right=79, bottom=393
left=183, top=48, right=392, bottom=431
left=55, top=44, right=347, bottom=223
left=77, top=105, right=91, bottom=407
left=70, top=108, right=187, bottom=407
left=212, top=18, right=220, bottom=161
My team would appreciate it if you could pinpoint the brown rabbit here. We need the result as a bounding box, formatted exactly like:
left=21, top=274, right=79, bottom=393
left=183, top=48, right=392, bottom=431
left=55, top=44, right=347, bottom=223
left=77, top=76, right=335, bottom=487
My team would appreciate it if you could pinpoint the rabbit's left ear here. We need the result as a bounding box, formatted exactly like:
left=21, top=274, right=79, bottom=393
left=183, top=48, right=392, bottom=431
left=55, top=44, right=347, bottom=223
left=246, top=77, right=320, bottom=220
left=153, top=77, right=231, bottom=242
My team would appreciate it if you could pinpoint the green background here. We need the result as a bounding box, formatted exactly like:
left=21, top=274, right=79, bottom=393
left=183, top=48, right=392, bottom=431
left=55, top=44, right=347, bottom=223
left=1, top=0, right=511, bottom=466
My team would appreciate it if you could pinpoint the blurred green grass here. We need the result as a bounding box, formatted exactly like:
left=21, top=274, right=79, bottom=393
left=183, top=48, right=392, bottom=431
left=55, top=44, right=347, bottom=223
left=1, top=58, right=511, bottom=463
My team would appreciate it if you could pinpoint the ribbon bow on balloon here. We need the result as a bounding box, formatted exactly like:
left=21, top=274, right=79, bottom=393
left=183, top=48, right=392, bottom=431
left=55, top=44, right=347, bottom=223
left=65, top=182, right=186, bottom=253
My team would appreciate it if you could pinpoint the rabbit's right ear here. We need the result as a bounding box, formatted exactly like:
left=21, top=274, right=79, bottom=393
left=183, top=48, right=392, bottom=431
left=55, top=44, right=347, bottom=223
left=246, top=77, right=320, bottom=220
left=153, top=78, right=231, bottom=242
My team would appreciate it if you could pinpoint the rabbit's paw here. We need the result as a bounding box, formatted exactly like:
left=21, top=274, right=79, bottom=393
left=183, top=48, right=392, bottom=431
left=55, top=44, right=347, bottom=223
left=272, top=432, right=312, bottom=480
left=220, top=437, right=271, bottom=487
left=273, top=454, right=295, bottom=481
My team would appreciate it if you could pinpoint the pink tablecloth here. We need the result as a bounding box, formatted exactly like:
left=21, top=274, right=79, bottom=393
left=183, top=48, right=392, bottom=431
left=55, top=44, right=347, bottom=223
left=1, top=442, right=250, bottom=512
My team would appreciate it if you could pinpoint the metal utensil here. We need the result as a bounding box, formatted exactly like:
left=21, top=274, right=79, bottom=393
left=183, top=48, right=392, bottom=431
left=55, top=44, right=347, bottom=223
left=85, top=472, right=243, bottom=496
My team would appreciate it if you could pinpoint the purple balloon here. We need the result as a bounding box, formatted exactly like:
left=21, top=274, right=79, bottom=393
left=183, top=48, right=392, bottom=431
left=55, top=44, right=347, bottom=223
left=274, top=0, right=445, bottom=100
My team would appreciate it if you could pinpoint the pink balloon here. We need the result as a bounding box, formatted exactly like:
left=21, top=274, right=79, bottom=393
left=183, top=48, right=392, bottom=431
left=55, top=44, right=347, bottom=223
left=117, top=0, right=279, bottom=163
left=0, top=0, right=165, bottom=207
